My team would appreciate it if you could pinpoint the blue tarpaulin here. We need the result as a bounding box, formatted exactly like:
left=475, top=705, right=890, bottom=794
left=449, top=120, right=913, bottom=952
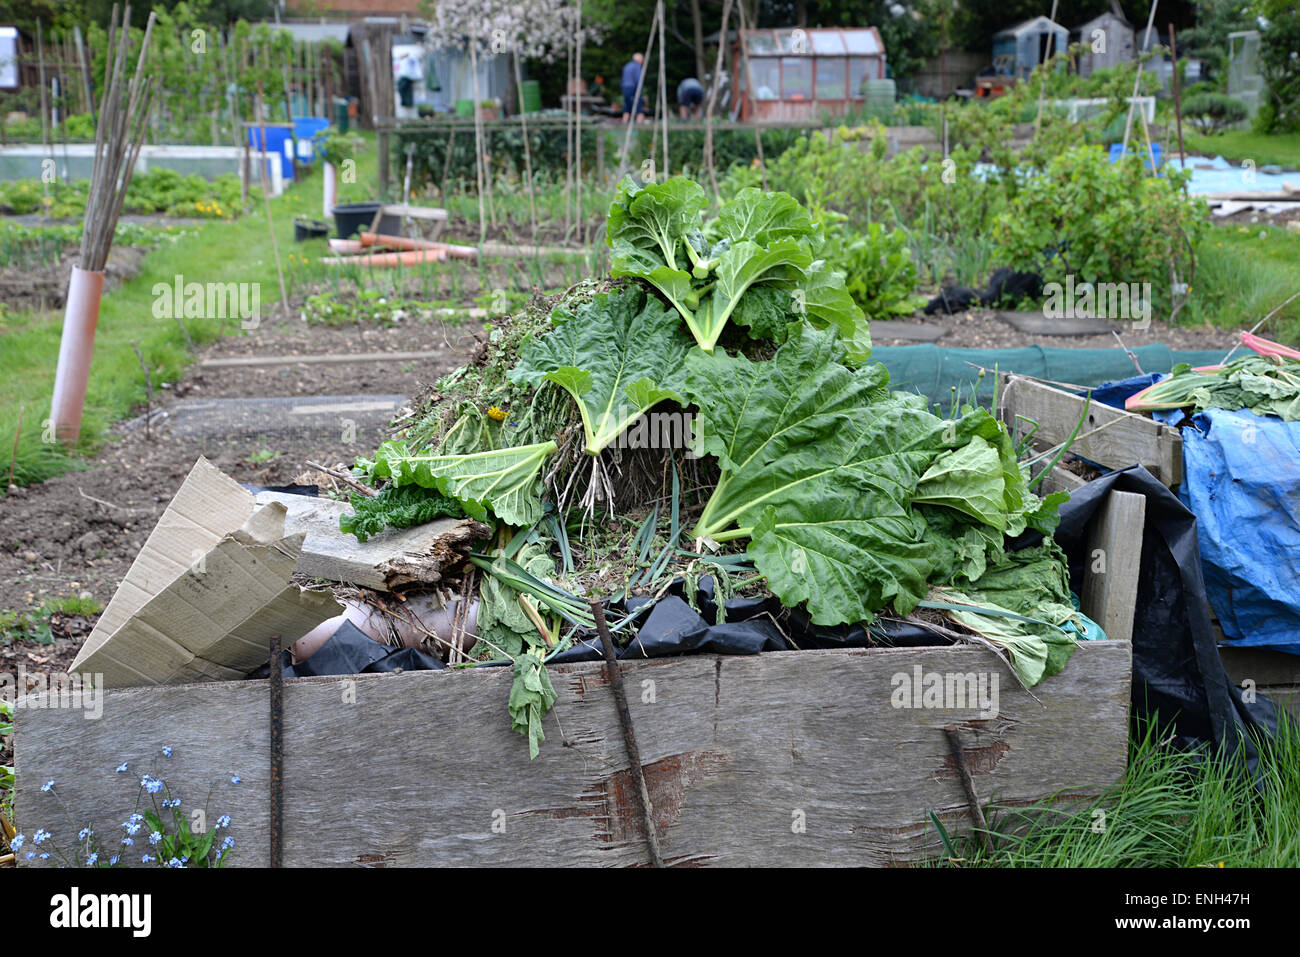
left=1179, top=409, right=1300, bottom=654
left=1081, top=374, right=1300, bottom=654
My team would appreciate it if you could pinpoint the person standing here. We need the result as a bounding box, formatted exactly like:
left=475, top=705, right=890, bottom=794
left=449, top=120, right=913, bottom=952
left=677, top=76, right=704, bottom=119
left=621, top=52, right=646, bottom=122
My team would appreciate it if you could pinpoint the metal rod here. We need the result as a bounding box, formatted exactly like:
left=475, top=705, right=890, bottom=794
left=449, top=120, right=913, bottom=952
left=944, top=725, right=994, bottom=856
left=590, top=599, right=664, bottom=867
left=269, top=633, right=284, bottom=868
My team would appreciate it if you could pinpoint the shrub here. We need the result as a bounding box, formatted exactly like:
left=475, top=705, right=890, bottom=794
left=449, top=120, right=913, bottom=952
left=991, top=145, right=1208, bottom=316
left=1181, top=92, right=1249, bottom=134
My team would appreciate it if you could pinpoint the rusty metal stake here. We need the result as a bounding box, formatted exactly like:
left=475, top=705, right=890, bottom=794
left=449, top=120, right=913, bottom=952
left=944, top=725, right=995, bottom=856
left=590, top=599, right=664, bottom=868
left=269, top=633, right=284, bottom=868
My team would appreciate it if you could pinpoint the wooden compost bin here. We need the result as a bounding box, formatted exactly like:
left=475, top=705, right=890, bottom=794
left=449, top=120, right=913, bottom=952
left=999, top=373, right=1300, bottom=717
left=15, top=642, right=1130, bottom=867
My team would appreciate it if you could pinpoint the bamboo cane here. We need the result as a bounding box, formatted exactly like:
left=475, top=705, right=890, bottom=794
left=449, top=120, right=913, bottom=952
left=703, top=0, right=735, bottom=203
left=513, top=48, right=539, bottom=239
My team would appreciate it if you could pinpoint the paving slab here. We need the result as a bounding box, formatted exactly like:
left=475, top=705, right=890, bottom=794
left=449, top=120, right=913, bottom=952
left=997, top=311, right=1114, bottom=336
left=870, top=321, right=948, bottom=342
left=164, top=394, right=407, bottom=443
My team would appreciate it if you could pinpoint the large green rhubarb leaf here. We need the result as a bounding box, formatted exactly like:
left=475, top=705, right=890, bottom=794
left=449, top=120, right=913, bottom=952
left=606, top=175, right=708, bottom=273
left=714, top=187, right=817, bottom=245
left=360, top=439, right=556, bottom=527
left=509, top=286, right=692, bottom=454
left=698, top=238, right=812, bottom=351
left=684, top=326, right=1068, bottom=626
left=912, top=436, right=1009, bottom=532
left=684, top=323, right=889, bottom=478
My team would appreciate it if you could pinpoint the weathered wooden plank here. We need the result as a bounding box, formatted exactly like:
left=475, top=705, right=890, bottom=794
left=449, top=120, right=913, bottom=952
left=1081, top=490, right=1146, bottom=642
left=15, top=642, right=1131, bottom=867
left=1039, top=464, right=1087, bottom=496
left=253, top=491, right=490, bottom=590
left=1218, top=645, right=1300, bottom=717
left=200, top=350, right=449, bottom=369
left=1000, top=374, right=1182, bottom=486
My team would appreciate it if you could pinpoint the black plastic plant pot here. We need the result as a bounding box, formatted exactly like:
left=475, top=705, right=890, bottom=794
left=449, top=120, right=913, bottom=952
left=293, top=217, right=331, bottom=241
left=331, top=201, right=400, bottom=239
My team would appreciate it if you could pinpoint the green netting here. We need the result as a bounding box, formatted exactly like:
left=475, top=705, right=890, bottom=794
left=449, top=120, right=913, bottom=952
left=875, top=344, right=1227, bottom=410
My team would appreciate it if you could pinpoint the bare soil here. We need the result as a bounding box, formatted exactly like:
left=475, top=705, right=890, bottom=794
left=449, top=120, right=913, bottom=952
left=0, top=311, right=483, bottom=681
left=873, top=307, right=1238, bottom=352
left=0, top=243, right=146, bottom=313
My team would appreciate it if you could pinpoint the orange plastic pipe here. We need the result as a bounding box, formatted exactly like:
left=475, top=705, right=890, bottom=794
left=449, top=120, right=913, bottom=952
left=319, top=247, right=450, bottom=267
left=359, top=231, right=439, bottom=251
left=49, top=266, right=105, bottom=443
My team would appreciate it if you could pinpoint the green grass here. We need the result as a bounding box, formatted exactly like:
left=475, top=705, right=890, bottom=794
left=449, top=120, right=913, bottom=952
left=934, top=714, right=1300, bottom=867
left=1183, top=129, right=1300, bottom=170
left=0, top=135, right=381, bottom=489
left=1186, top=223, right=1300, bottom=341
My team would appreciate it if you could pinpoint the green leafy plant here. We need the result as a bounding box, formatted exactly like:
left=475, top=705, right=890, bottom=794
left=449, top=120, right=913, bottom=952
left=683, top=324, right=1062, bottom=631
left=1126, top=354, right=1300, bottom=422
left=606, top=176, right=869, bottom=360
left=356, top=439, right=557, bottom=527
left=825, top=220, right=928, bottom=320
left=1181, top=92, right=1249, bottom=134
left=509, top=286, right=692, bottom=454
left=992, top=146, right=1208, bottom=316
left=1, top=699, right=13, bottom=819
left=340, top=485, right=465, bottom=542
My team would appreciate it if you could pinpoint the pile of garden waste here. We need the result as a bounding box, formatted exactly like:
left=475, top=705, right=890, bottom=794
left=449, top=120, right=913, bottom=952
left=340, top=176, right=1084, bottom=758
left=1126, top=332, right=1300, bottom=422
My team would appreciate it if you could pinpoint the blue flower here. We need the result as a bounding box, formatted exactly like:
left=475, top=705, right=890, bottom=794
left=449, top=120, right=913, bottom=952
left=141, top=854, right=155, bottom=864
left=122, top=837, right=134, bottom=846
left=25, top=852, right=34, bottom=860
left=128, top=813, right=143, bottom=824
left=109, top=856, right=119, bottom=866
left=140, top=774, right=164, bottom=795
left=33, top=828, right=50, bottom=845
left=86, top=852, right=98, bottom=866
left=166, top=857, right=184, bottom=868
left=161, top=747, right=173, bottom=758
left=231, top=775, right=242, bottom=784
left=123, top=820, right=141, bottom=836
left=220, top=835, right=234, bottom=850
left=78, top=827, right=93, bottom=842
left=9, top=834, right=22, bottom=850
left=148, top=829, right=161, bottom=844
left=216, top=815, right=231, bottom=829
left=115, top=762, right=129, bottom=773
left=40, top=780, right=54, bottom=792
left=40, top=852, right=50, bottom=860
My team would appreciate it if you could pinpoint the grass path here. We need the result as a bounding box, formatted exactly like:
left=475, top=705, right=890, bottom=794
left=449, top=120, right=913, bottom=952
left=0, top=141, right=378, bottom=487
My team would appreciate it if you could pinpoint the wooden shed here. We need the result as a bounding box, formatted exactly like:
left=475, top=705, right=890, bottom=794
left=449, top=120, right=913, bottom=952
left=1074, top=12, right=1135, bottom=77
left=732, top=26, right=887, bottom=122
left=991, top=16, right=1069, bottom=80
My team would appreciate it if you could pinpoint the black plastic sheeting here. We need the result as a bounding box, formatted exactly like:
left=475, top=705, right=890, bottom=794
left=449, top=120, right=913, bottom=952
left=274, top=466, right=1274, bottom=765
left=248, top=621, right=445, bottom=680
left=1042, top=465, right=1279, bottom=769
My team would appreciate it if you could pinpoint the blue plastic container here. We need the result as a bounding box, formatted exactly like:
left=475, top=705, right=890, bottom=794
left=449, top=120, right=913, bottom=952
left=293, top=116, right=331, bottom=162
left=247, top=124, right=295, bottom=181
left=1109, top=141, right=1163, bottom=170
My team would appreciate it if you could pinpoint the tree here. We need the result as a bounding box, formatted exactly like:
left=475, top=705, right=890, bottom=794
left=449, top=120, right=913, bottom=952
left=1176, top=0, right=1256, bottom=88
left=1256, top=0, right=1300, bottom=131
